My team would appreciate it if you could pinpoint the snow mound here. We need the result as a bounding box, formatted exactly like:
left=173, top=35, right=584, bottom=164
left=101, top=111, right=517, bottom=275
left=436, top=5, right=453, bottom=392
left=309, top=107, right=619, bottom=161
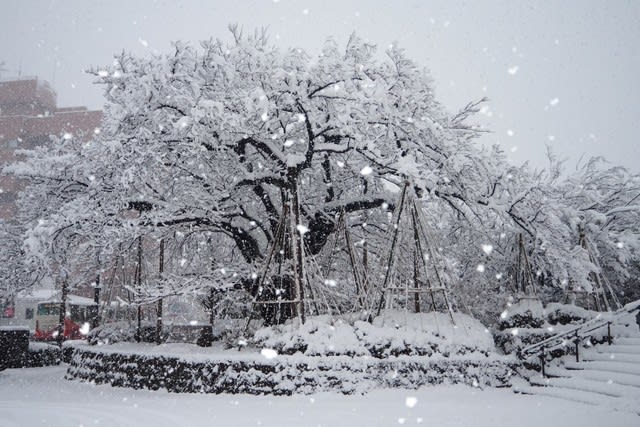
left=254, top=312, right=495, bottom=358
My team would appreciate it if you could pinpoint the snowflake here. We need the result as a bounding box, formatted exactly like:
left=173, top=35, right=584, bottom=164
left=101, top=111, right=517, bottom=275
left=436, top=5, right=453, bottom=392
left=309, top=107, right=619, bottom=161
left=79, top=322, right=90, bottom=335
left=360, top=166, right=373, bottom=176
left=405, top=396, right=418, bottom=408
left=507, top=65, right=519, bottom=75
left=261, top=348, right=278, bottom=359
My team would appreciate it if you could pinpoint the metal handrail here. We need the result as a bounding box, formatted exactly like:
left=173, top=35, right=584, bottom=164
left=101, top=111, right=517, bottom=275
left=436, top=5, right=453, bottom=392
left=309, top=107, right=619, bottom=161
left=519, top=299, right=640, bottom=362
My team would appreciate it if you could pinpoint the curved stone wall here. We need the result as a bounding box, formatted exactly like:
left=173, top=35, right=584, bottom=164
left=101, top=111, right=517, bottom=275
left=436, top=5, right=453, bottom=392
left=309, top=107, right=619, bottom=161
left=66, top=344, right=520, bottom=395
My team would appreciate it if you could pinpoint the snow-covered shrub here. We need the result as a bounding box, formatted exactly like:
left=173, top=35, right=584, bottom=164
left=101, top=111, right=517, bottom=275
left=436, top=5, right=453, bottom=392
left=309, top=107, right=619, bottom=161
left=207, top=319, right=254, bottom=349
left=253, top=312, right=495, bottom=358
left=495, top=300, right=551, bottom=355
left=497, top=299, right=545, bottom=330
left=544, top=303, right=598, bottom=325
left=65, top=342, right=519, bottom=395
left=27, top=342, right=61, bottom=367
left=493, top=328, right=553, bottom=356
left=87, top=321, right=155, bottom=345
left=253, top=316, right=369, bottom=356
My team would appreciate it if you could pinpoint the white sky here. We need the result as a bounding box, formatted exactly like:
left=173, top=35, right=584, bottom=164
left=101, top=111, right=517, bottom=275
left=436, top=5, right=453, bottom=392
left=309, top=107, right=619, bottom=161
left=1, top=0, right=639, bottom=171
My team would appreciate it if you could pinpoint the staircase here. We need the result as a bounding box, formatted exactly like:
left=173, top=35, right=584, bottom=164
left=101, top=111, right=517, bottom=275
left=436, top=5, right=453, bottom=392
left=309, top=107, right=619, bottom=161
left=516, top=300, right=640, bottom=414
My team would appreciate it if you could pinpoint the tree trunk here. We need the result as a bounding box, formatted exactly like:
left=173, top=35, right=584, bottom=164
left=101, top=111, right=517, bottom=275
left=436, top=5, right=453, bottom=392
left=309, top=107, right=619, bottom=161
left=56, top=279, right=68, bottom=348
left=135, top=235, right=143, bottom=343
left=156, top=239, right=164, bottom=345
left=92, top=274, right=101, bottom=329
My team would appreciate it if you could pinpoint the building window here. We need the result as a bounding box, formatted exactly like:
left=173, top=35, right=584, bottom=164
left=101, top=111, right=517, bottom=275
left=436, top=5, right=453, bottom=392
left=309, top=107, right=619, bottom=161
left=1, top=300, right=14, bottom=318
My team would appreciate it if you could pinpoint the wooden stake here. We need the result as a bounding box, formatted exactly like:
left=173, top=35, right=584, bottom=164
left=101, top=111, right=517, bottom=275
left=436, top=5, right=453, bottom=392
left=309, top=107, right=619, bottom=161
left=290, top=182, right=306, bottom=324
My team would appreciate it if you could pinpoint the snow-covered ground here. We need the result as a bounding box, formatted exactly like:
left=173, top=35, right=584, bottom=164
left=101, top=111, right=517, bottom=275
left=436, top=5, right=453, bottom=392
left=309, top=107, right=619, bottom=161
left=0, top=366, right=637, bottom=427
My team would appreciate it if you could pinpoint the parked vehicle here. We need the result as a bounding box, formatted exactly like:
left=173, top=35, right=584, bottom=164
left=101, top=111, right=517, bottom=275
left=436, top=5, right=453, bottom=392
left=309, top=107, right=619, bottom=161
left=0, top=289, right=60, bottom=333
left=33, top=294, right=98, bottom=341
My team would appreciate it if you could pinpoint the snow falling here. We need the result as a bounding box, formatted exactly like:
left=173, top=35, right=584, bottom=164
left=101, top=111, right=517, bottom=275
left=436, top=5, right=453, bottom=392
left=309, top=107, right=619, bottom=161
left=1, top=2, right=639, bottom=426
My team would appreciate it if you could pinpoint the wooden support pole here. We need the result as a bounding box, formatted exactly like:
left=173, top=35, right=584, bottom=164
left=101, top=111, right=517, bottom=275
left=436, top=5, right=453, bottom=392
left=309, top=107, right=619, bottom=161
left=290, top=183, right=306, bottom=324
left=411, top=208, right=422, bottom=314
left=413, top=250, right=420, bottom=313
left=374, top=181, right=409, bottom=319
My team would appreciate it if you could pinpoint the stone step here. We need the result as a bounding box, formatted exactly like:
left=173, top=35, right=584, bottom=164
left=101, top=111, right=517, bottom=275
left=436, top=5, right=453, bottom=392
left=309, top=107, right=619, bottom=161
left=529, top=374, right=640, bottom=399
left=563, top=360, right=640, bottom=376
left=518, top=385, right=638, bottom=414
left=585, top=350, right=640, bottom=364
left=546, top=366, right=640, bottom=388
left=615, top=337, right=640, bottom=346
left=596, top=344, right=640, bottom=355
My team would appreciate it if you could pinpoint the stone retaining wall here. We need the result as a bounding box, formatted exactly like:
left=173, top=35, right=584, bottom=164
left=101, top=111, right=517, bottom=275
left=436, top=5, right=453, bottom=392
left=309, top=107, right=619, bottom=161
left=66, top=344, right=520, bottom=395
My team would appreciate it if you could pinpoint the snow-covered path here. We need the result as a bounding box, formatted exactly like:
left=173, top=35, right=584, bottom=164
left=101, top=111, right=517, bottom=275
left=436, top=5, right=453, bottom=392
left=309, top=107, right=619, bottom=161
left=0, top=366, right=637, bottom=427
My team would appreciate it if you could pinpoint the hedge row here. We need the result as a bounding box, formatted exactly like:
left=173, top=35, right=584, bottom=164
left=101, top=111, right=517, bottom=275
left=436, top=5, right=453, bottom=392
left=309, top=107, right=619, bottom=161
left=66, top=345, right=520, bottom=395
left=0, top=328, right=62, bottom=370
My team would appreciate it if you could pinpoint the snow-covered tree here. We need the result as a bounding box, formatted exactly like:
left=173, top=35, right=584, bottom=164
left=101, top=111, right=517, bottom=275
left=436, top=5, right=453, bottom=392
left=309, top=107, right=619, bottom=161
left=5, top=28, right=639, bottom=327
left=0, top=221, right=43, bottom=299
left=61, top=28, right=495, bottom=319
